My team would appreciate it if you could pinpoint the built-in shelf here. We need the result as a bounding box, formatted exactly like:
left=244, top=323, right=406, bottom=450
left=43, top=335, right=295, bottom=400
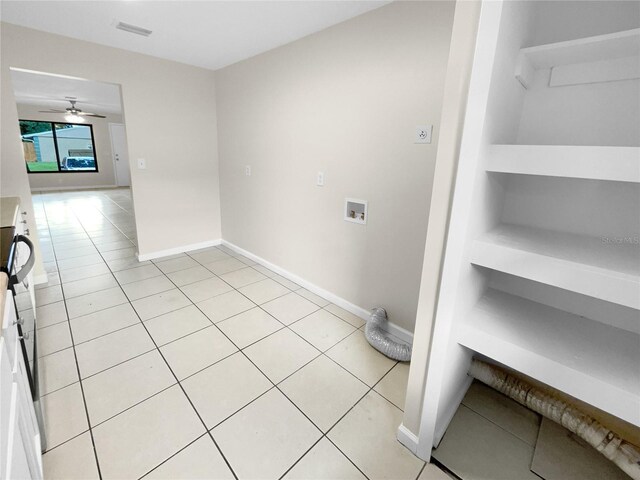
left=515, top=28, right=640, bottom=88
left=471, top=224, right=640, bottom=309
left=458, top=289, right=640, bottom=426
left=486, top=145, right=640, bottom=183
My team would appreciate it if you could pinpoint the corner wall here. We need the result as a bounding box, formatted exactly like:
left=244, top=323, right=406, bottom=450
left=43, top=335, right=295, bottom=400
left=1, top=22, right=222, bottom=261
left=215, top=1, right=455, bottom=333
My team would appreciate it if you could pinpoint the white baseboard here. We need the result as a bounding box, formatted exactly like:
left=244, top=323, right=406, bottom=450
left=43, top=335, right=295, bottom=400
left=397, top=424, right=421, bottom=457
left=221, top=240, right=414, bottom=345
left=30, top=185, right=120, bottom=193
left=137, top=239, right=221, bottom=262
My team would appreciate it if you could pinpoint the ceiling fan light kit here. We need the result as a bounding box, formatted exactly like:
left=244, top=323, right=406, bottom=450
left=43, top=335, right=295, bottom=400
left=39, top=99, right=106, bottom=119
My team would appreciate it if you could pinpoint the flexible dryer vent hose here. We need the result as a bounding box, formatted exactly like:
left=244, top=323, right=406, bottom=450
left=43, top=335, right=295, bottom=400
left=469, top=359, right=640, bottom=480
left=365, top=307, right=412, bottom=362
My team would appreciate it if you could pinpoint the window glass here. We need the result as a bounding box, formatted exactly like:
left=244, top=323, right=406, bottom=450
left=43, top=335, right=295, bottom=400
left=19, top=120, right=98, bottom=173
left=55, top=123, right=96, bottom=171
left=20, top=121, right=60, bottom=173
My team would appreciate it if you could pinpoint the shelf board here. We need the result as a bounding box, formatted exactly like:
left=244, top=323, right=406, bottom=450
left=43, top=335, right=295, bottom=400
left=458, top=289, right=640, bottom=426
left=515, top=28, right=640, bottom=88
left=471, top=224, right=640, bottom=309
left=486, top=145, right=640, bottom=183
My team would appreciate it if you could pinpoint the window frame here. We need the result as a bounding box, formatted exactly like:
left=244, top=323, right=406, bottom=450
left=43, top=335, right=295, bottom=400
left=20, top=119, right=99, bottom=174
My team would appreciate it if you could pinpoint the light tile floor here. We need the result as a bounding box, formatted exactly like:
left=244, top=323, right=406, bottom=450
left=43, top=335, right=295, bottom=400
left=22, top=188, right=450, bottom=480
left=434, top=381, right=627, bottom=480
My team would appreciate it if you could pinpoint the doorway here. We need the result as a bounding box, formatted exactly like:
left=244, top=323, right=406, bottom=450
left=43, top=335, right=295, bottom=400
left=10, top=67, right=129, bottom=192
left=109, top=123, right=131, bottom=187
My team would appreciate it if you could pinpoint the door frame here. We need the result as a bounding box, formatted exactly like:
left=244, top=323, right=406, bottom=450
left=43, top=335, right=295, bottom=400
left=108, top=122, right=130, bottom=187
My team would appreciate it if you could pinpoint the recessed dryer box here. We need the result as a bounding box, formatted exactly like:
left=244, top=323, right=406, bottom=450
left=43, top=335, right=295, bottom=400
left=344, top=198, right=367, bottom=225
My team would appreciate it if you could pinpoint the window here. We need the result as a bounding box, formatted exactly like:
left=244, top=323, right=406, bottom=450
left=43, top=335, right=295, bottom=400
left=19, top=120, right=98, bottom=173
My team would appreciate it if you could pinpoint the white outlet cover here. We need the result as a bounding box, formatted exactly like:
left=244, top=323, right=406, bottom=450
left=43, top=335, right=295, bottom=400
left=415, top=125, right=433, bottom=144
left=317, top=171, right=325, bottom=186
left=137, top=158, right=146, bottom=169
left=245, top=165, right=251, bottom=176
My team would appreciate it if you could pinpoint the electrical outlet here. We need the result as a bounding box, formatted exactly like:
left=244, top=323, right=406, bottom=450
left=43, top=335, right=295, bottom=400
left=245, top=165, right=251, bottom=176
left=415, top=125, right=433, bottom=144
left=317, top=171, right=325, bottom=186
left=137, top=158, right=146, bottom=169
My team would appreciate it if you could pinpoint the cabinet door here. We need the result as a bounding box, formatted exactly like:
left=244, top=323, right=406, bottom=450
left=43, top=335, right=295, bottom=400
left=1, top=338, right=15, bottom=478
left=2, top=295, right=18, bottom=371
left=14, top=339, right=41, bottom=478
left=5, top=387, right=32, bottom=480
left=1, top=296, right=43, bottom=480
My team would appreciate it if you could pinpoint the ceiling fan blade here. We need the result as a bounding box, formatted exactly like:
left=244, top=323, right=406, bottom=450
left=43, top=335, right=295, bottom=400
left=79, top=112, right=106, bottom=118
left=38, top=109, right=67, bottom=113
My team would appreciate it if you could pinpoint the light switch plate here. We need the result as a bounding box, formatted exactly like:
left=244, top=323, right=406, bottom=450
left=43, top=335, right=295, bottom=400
left=137, top=158, right=146, bottom=169
left=245, top=165, right=251, bottom=176
left=317, top=172, right=325, bottom=186
left=415, top=125, right=433, bottom=144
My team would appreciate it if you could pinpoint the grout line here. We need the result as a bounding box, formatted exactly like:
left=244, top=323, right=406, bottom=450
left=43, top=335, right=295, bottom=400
left=129, top=300, right=240, bottom=479
left=87, top=381, right=177, bottom=431
left=277, top=436, right=326, bottom=479
left=137, top=432, right=210, bottom=479
left=155, top=262, right=336, bottom=475
left=39, top=190, right=407, bottom=480
left=429, top=457, right=463, bottom=480
left=63, top=203, right=241, bottom=480
left=416, top=462, right=427, bottom=480
left=40, top=201, right=104, bottom=480
left=182, top=254, right=381, bottom=477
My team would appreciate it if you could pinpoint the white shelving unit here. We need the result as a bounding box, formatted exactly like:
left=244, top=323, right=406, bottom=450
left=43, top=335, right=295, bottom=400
left=486, top=145, right=640, bottom=183
left=413, top=1, right=640, bottom=457
left=471, top=224, right=640, bottom=309
left=515, top=28, right=640, bottom=88
left=457, top=289, right=640, bottom=426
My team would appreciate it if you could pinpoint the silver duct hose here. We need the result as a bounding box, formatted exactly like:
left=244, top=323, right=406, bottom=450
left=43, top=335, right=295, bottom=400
left=365, top=307, right=412, bottom=362
left=469, top=359, right=640, bottom=480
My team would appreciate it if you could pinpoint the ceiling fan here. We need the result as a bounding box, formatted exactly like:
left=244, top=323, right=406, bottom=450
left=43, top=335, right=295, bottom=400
left=39, top=100, right=106, bottom=119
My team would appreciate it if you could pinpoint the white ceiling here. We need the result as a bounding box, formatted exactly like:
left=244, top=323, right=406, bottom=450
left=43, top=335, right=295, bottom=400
left=10, top=69, right=123, bottom=114
left=0, top=1, right=391, bottom=71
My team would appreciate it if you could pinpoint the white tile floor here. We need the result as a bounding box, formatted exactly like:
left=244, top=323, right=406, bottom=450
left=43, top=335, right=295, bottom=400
left=25, top=188, right=450, bottom=480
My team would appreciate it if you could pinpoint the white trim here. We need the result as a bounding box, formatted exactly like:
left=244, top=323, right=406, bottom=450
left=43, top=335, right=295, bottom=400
left=221, top=240, right=414, bottom=345
left=397, top=424, right=420, bottom=456
left=398, top=377, right=472, bottom=460
left=432, top=375, right=473, bottom=448
left=416, top=0, right=504, bottom=460
left=33, top=273, right=48, bottom=285
left=109, top=123, right=131, bottom=187
left=30, top=185, right=118, bottom=192
left=137, top=239, right=221, bottom=262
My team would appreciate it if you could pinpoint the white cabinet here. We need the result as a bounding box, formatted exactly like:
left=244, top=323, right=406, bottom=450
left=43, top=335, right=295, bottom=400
left=1, top=290, right=42, bottom=479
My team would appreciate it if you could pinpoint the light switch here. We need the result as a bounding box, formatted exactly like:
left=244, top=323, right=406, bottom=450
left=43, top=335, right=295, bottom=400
left=415, top=125, right=433, bottom=144
left=317, top=172, right=325, bottom=186
left=137, top=158, right=146, bottom=169
left=245, top=165, right=251, bottom=176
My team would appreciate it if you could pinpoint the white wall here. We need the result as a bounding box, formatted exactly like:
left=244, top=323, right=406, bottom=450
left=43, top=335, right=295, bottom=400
left=215, top=0, right=455, bottom=333
left=1, top=22, right=222, bottom=262
left=16, top=103, right=123, bottom=190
